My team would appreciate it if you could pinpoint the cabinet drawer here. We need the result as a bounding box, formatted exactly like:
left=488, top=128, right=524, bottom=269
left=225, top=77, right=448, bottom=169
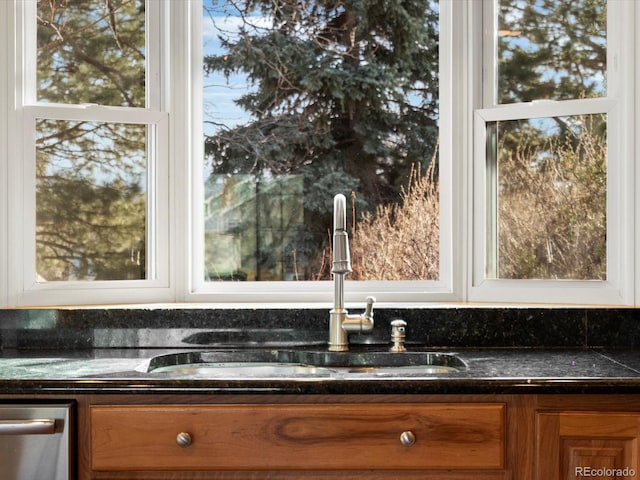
left=91, top=403, right=505, bottom=471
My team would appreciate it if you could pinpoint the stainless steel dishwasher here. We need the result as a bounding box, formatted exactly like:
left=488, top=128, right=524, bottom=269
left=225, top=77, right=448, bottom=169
left=0, top=403, right=73, bottom=480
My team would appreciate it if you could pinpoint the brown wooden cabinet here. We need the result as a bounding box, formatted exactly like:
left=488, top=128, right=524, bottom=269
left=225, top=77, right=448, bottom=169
left=536, top=411, right=640, bottom=480
left=50, top=392, right=638, bottom=480
left=90, top=403, right=505, bottom=474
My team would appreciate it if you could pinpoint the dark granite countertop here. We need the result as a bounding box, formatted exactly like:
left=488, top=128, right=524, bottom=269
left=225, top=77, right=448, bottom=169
left=1, top=347, right=639, bottom=395
left=1, top=307, right=639, bottom=395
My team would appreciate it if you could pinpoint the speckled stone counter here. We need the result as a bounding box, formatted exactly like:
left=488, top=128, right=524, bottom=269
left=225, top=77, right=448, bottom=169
left=1, top=347, right=639, bottom=395
left=0, top=307, right=639, bottom=395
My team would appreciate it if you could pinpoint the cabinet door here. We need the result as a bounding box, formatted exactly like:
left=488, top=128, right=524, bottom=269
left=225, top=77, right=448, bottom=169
left=536, top=412, right=639, bottom=480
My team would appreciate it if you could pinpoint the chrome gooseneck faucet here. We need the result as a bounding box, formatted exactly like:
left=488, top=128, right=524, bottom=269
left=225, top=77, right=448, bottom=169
left=329, top=194, right=375, bottom=352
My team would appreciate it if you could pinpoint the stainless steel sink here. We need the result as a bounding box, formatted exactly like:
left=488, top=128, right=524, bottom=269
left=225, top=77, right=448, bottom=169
left=151, top=362, right=333, bottom=377
left=145, top=349, right=467, bottom=377
left=147, top=350, right=334, bottom=377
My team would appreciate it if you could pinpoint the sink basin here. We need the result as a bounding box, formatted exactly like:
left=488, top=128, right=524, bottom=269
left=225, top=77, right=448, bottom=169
left=288, top=350, right=466, bottom=370
left=144, top=349, right=467, bottom=377
left=151, top=362, right=333, bottom=377
left=146, top=350, right=334, bottom=377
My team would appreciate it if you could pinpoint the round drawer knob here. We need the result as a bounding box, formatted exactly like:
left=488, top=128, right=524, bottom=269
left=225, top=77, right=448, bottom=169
left=176, top=432, right=192, bottom=447
left=399, top=430, right=416, bottom=446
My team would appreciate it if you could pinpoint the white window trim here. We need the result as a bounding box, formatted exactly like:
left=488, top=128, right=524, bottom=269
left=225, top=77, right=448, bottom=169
left=6, top=0, right=172, bottom=306
left=1, top=0, right=637, bottom=308
left=637, top=2, right=640, bottom=307
left=0, top=0, right=8, bottom=307
left=468, top=0, right=636, bottom=306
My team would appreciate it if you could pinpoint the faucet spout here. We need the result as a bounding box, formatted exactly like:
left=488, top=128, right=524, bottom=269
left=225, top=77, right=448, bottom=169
left=332, top=194, right=351, bottom=276
left=329, top=194, right=374, bottom=352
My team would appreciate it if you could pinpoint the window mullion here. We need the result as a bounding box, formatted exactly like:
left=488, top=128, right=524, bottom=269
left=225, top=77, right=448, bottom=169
left=481, top=0, right=498, bottom=107
left=0, top=0, right=10, bottom=306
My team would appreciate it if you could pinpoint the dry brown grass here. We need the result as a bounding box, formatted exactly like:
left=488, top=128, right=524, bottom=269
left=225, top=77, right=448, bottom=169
left=349, top=161, right=440, bottom=280
left=496, top=117, right=606, bottom=280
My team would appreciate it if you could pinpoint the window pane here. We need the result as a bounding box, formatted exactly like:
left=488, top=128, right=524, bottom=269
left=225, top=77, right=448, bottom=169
left=37, top=0, right=145, bottom=107
left=36, top=120, right=148, bottom=281
left=497, top=0, right=606, bottom=104
left=202, top=0, right=440, bottom=281
left=487, top=114, right=606, bottom=280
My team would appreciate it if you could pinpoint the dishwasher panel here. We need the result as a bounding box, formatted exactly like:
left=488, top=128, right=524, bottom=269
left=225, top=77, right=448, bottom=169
left=0, top=403, right=73, bottom=480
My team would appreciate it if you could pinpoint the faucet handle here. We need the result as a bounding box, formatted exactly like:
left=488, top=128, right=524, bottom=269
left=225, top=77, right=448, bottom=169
left=364, top=296, right=376, bottom=318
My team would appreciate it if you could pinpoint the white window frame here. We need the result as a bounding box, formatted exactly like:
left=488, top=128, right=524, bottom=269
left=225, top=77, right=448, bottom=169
left=6, top=0, right=172, bottom=306
left=469, top=0, right=636, bottom=305
left=182, top=0, right=460, bottom=307
left=1, top=0, right=637, bottom=308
